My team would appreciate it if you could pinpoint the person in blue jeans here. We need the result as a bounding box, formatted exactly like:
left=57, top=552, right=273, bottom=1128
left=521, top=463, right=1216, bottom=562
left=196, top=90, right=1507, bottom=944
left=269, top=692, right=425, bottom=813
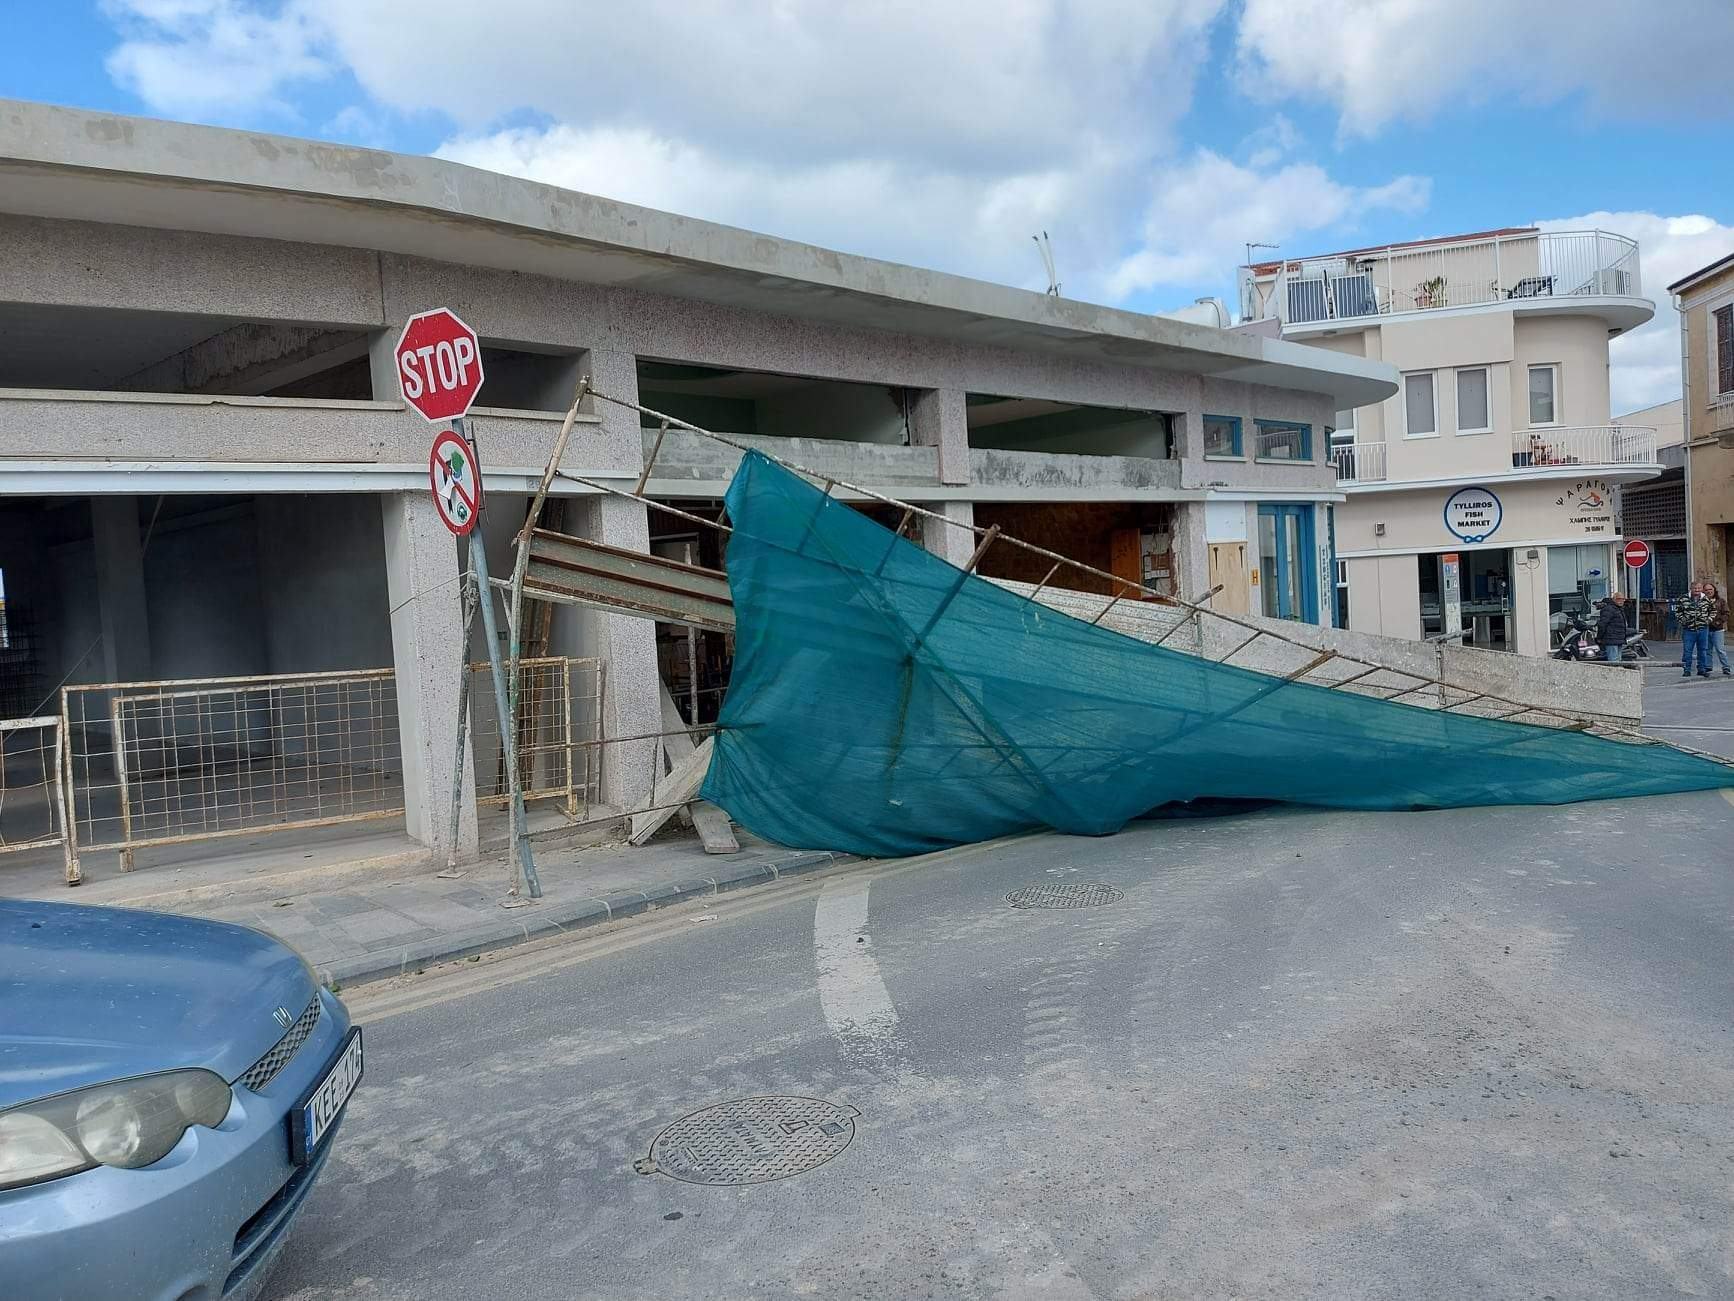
left=1675, top=581, right=1713, bottom=678
left=1707, top=579, right=1731, bottom=677
left=1594, top=590, right=1630, bottom=663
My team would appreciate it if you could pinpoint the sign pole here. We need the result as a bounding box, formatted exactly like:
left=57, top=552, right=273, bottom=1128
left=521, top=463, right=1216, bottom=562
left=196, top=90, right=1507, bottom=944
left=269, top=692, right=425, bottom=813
left=438, top=548, right=479, bottom=878
left=458, top=416, right=542, bottom=900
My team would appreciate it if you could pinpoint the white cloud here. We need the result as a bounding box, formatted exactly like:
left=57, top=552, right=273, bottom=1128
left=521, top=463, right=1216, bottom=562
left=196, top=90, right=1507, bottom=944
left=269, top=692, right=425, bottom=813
left=439, top=123, right=1119, bottom=294
left=98, top=0, right=1432, bottom=307
left=1537, top=211, right=1734, bottom=414
left=1106, top=150, right=1430, bottom=298
left=103, top=0, right=329, bottom=120
left=1238, top=0, right=1734, bottom=136
left=1242, top=114, right=1301, bottom=169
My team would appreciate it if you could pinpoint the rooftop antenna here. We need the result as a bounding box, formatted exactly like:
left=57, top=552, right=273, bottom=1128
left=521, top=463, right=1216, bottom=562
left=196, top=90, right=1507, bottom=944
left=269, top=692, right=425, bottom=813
left=1244, top=241, right=1279, bottom=267
left=1032, top=231, right=1060, bottom=296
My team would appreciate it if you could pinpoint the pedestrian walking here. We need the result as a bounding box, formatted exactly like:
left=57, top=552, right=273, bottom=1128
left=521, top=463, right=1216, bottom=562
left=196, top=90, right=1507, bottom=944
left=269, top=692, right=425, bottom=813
left=1706, top=579, right=1731, bottom=677
left=1594, top=590, right=1631, bottom=664
left=1674, top=581, right=1713, bottom=678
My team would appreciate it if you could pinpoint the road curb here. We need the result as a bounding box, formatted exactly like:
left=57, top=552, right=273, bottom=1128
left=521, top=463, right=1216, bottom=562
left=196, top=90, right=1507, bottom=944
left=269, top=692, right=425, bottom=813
left=316, top=849, right=859, bottom=989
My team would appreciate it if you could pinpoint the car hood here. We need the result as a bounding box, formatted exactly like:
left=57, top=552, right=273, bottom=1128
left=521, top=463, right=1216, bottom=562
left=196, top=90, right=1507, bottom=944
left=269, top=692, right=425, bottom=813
left=0, top=901, right=316, bottom=1109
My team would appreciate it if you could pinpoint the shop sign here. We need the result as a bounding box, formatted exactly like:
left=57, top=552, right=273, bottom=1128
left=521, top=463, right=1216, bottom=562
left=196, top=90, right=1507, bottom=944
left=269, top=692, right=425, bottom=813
left=1554, top=479, right=1614, bottom=536
left=1443, top=486, right=1502, bottom=544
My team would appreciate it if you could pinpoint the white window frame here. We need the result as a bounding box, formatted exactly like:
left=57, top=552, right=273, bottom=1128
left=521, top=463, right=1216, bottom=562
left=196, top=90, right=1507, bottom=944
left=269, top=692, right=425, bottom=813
left=1708, top=292, right=1734, bottom=405
left=1454, top=366, right=1491, bottom=435
left=1527, top=363, right=1560, bottom=428
left=1403, top=371, right=1438, bottom=439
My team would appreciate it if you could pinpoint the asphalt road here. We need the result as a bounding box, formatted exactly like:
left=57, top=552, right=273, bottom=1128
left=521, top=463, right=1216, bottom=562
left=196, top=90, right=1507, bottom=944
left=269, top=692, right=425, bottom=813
left=266, top=705, right=1734, bottom=1301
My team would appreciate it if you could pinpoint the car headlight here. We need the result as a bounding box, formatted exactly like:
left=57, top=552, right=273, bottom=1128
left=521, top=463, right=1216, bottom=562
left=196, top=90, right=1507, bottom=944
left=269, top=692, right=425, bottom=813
left=0, top=1070, right=232, bottom=1191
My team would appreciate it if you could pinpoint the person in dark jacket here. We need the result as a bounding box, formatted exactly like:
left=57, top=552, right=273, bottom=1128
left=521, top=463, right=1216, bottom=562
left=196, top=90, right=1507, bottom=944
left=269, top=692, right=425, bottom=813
left=1594, top=590, right=1631, bottom=663
left=1706, top=579, right=1731, bottom=677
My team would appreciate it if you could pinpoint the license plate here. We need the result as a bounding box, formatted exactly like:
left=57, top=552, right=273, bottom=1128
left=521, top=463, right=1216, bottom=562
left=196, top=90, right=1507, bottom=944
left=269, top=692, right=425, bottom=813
left=291, top=1028, right=362, bottom=1164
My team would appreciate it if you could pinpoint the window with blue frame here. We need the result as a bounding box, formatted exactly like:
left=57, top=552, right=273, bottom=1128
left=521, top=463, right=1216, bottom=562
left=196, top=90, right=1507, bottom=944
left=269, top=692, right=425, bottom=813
left=1202, top=415, right=1242, bottom=457
left=1254, top=420, right=1313, bottom=461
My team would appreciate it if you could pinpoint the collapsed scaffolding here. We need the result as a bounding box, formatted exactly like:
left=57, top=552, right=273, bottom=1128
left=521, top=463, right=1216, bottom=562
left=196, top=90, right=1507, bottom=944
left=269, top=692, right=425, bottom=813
left=485, top=378, right=1732, bottom=862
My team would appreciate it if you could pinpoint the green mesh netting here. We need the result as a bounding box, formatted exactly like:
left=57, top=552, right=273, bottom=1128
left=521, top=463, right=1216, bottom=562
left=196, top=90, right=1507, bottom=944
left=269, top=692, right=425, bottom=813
left=699, top=452, right=1732, bottom=857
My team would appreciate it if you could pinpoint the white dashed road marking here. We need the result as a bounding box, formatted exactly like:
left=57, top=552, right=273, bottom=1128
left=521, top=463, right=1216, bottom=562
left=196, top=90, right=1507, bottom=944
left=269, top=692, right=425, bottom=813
left=814, top=874, right=904, bottom=1068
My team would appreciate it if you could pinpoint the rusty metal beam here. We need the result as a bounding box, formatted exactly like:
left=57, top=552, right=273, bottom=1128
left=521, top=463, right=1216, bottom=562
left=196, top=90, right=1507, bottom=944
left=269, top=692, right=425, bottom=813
left=522, top=528, right=736, bottom=631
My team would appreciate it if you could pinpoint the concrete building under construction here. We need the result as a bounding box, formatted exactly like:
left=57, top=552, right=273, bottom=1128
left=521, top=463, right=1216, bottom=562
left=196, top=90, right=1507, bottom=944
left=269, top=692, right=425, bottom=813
left=0, top=100, right=1396, bottom=876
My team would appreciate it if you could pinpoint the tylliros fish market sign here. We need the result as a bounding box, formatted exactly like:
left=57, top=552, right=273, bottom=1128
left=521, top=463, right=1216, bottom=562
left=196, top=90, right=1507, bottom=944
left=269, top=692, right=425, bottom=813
left=1443, top=486, right=1502, bottom=544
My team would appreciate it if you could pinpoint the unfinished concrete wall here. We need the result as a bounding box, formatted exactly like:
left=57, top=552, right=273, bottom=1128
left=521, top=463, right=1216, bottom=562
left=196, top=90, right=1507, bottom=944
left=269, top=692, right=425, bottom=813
left=256, top=495, right=393, bottom=674
left=143, top=504, right=268, bottom=681
left=755, top=382, right=906, bottom=444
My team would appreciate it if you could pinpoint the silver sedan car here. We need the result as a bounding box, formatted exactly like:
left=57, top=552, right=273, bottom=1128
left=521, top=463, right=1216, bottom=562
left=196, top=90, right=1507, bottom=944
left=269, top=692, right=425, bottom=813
left=1, top=900, right=361, bottom=1300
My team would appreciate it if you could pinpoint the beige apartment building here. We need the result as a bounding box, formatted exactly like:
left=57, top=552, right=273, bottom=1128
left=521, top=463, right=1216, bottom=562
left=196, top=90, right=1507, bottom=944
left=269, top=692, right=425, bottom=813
left=1670, top=252, right=1734, bottom=592
left=1239, top=227, right=1660, bottom=654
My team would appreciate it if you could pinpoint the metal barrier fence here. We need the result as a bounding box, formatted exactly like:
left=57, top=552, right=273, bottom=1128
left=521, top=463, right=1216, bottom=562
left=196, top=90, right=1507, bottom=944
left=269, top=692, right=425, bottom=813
left=469, top=656, right=603, bottom=819
left=61, top=669, right=403, bottom=881
left=51, top=657, right=603, bottom=883
left=0, top=715, right=69, bottom=863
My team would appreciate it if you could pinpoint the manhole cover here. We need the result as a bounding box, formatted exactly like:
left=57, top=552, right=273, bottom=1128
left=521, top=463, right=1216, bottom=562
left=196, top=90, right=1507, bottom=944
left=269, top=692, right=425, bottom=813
left=1006, top=882, right=1124, bottom=909
left=641, top=1096, right=859, bottom=1186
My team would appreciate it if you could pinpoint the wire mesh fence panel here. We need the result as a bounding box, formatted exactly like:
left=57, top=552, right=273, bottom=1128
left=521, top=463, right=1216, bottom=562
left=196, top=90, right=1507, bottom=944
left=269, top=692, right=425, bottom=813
left=63, top=669, right=403, bottom=874
left=470, top=656, right=603, bottom=819
left=0, top=716, right=69, bottom=865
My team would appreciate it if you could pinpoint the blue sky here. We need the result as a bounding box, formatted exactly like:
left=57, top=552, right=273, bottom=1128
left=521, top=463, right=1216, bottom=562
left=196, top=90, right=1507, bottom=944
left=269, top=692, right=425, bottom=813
left=4, top=1, right=1733, bottom=410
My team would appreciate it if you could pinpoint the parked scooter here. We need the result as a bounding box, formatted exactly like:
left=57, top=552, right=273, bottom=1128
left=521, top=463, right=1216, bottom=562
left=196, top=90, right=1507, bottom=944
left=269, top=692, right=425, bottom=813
left=1552, top=608, right=1650, bottom=664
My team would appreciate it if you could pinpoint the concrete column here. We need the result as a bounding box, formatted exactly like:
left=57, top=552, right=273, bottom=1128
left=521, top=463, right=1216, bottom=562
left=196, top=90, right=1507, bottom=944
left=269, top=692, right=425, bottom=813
left=910, top=388, right=971, bottom=486
left=551, top=493, right=661, bottom=812
left=584, top=348, right=648, bottom=476
left=381, top=491, right=477, bottom=857
left=1172, top=409, right=1204, bottom=461
left=1170, top=502, right=1211, bottom=607
left=1512, top=546, right=1550, bottom=657
left=918, top=501, right=978, bottom=568
left=367, top=328, right=400, bottom=405
left=91, top=496, right=152, bottom=683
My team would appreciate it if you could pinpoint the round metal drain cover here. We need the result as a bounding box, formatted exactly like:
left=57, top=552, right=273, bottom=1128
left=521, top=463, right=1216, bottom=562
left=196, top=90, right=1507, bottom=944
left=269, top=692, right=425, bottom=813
left=643, top=1095, right=859, bottom=1186
left=1006, top=882, right=1124, bottom=909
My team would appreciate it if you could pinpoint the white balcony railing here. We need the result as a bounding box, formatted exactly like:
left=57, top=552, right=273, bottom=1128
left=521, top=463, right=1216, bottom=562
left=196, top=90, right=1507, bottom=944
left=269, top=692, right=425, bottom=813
left=1511, top=425, right=1657, bottom=470
left=1245, top=229, right=1642, bottom=326
left=1331, top=441, right=1388, bottom=483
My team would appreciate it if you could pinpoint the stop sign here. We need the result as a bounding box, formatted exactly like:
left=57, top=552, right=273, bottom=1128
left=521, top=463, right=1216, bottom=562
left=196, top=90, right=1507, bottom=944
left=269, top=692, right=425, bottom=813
left=394, top=308, right=485, bottom=423
left=1623, top=539, right=1651, bottom=569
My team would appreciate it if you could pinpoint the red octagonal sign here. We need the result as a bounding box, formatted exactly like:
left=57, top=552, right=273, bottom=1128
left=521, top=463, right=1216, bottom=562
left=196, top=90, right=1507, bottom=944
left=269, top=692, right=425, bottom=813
left=394, top=308, right=485, bottom=423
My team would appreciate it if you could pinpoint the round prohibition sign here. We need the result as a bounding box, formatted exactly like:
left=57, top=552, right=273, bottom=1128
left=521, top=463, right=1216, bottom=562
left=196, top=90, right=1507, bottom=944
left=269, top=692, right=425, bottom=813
left=429, top=429, right=482, bottom=536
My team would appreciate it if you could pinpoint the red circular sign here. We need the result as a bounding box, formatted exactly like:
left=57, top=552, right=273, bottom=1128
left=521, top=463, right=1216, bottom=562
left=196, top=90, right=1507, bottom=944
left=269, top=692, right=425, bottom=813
left=1622, top=539, right=1650, bottom=569
left=395, top=308, right=485, bottom=423
left=429, top=429, right=481, bottom=536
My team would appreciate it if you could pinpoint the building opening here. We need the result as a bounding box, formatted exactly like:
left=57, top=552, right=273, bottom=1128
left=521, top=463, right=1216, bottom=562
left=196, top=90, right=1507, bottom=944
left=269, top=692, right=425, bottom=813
left=1420, top=549, right=1514, bottom=650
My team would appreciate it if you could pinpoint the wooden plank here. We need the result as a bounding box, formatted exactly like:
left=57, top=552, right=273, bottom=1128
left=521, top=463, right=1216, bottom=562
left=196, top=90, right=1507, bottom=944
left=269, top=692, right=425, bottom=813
left=658, top=682, right=738, bottom=854
left=629, top=736, right=715, bottom=846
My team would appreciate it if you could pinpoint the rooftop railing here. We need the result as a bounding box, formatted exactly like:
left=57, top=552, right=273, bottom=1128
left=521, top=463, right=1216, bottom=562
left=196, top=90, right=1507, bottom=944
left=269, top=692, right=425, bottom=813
left=1243, top=230, right=1642, bottom=326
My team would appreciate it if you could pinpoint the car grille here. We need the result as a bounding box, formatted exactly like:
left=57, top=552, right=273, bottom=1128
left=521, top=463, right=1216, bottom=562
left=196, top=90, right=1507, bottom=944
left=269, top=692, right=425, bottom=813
left=236, top=994, right=321, bottom=1093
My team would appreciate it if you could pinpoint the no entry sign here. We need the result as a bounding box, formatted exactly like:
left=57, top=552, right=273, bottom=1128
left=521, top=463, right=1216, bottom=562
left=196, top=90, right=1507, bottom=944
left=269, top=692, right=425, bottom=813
left=1623, top=539, right=1651, bottom=569
left=395, top=308, right=485, bottom=423
left=429, top=429, right=481, bottom=536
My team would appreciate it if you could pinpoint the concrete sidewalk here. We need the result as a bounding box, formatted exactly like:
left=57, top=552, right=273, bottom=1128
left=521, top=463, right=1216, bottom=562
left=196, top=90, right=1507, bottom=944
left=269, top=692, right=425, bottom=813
left=60, top=830, right=857, bottom=988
